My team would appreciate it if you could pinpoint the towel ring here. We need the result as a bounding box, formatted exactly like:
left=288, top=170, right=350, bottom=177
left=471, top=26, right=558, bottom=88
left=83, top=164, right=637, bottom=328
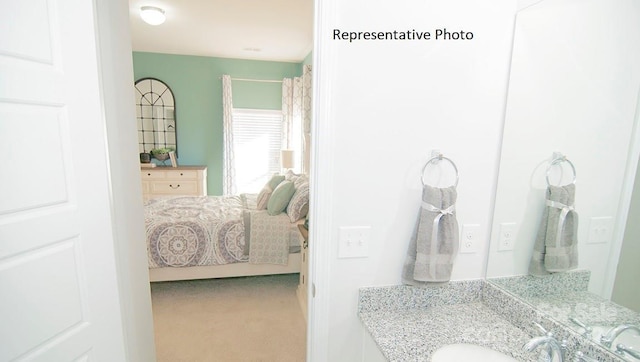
left=545, top=156, right=576, bottom=186
left=421, top=154, right=459, bottom=187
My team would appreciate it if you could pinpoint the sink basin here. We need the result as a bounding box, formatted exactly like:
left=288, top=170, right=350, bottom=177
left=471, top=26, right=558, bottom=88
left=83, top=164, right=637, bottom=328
left=590, top=326, right=640, bottom=349
left=432, top=343, right=519, bottom=362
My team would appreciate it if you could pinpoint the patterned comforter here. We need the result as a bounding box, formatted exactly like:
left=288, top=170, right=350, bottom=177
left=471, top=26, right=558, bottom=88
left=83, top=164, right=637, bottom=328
left=145, top=194, right=298, bottom=268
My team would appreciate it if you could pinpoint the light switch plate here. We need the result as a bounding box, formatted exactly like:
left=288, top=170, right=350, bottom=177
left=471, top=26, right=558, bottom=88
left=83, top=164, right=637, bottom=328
left=460, top=224, right=481, bottom=253
left=588, top=216, right=613, bottom=244
left=338, top=226, right=370, bottom=258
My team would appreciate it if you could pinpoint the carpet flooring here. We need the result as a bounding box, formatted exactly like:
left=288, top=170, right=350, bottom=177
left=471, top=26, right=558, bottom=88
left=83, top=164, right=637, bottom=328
left=151, top=274, right=307, bottom=362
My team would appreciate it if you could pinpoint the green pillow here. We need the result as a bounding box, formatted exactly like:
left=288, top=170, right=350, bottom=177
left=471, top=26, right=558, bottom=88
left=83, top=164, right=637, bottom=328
left=266, top=174, right=285, bottom=189
left=256, top=174, right=285, bottom=209
left=267, top=180, right=296, bottom=215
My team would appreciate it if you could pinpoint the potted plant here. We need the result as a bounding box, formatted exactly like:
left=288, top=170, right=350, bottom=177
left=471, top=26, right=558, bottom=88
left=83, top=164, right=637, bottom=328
left=150, top=147, right=174, bottom=161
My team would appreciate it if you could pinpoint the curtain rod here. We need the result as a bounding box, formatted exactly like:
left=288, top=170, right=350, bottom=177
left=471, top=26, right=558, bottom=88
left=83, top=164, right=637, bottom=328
left=220, top=77, right=283, bottom=83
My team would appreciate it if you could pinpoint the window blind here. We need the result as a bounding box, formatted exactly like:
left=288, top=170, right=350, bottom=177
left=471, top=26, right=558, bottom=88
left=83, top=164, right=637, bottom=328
left=232, top=108, right=283, bottom=193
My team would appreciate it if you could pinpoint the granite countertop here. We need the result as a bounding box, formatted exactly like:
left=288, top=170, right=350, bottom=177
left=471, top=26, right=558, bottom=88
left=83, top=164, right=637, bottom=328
left=359, top=277, right=626, bottom=362
left=360, top=301, right=536, bottom=361
left=516, top=290, right=640, bottom=329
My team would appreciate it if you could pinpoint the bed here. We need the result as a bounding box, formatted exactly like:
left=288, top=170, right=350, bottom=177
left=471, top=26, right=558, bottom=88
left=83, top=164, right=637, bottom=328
left=145, top=190, right=306, bottom=282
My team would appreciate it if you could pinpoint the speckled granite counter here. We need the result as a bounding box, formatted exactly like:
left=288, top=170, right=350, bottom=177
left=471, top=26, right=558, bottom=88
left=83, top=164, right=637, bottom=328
left=482, top=281, right=625, bottom=362
left=359, top=280, right=536, bottom=361
left=488, top=270, right=591, bottom=298
left=359, top=279, right=625, bottom=362
left=517, top=290, right=640, bottom=329
left=489, top=271, right=640, bottom=332
left=360, top=301, right=536, bottom=361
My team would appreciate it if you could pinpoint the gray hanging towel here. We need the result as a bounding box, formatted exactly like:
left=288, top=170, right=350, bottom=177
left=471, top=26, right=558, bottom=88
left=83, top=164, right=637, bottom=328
left=402, top=184, right=459, bottom=285
left=529, top=183, right=579, bottom=276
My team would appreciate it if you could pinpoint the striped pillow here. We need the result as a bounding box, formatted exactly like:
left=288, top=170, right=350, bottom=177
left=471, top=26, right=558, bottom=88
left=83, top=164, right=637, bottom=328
left=286, top=182, right=309, bottom=222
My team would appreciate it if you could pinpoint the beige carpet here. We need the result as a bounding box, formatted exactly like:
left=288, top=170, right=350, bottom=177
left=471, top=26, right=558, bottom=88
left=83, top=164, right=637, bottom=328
left=151, top=274, right=307, bottom=362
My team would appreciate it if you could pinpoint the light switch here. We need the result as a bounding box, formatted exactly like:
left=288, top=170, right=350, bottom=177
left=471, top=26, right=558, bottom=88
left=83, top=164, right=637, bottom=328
left=588, top=216, right=613, bottom=244
left=338, top=226, right=370, bottom=258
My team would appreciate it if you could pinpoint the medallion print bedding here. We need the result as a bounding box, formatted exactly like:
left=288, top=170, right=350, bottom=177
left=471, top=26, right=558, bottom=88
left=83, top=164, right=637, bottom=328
left=145, top=194, right=295, bottom=268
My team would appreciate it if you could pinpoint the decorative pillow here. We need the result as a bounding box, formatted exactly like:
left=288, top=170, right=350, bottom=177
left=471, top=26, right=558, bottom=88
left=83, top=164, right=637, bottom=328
left=286, top=182, right=309, bottom=222
left=285, top=170, right=309, bottom=188
left=267, top=180, right=296, bottom=215
left=256, top=174, right=285, bottom=209
left=284, top=169, right=297, bottom=180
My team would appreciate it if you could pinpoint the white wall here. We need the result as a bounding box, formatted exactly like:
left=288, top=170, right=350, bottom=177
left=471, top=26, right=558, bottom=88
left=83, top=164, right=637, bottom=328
left=613, top=150, right=640, bottom=312
left=485, top=0, right=640, bottom=297
left=312, top=0, right=517, bottom=360
left=95, top=0, right=157, bottom=360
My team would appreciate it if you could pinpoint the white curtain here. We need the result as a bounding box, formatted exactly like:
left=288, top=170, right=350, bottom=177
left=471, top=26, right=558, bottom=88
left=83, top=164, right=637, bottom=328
left=282, top=76, right=304, bottom=172
left=302, top=65, right=313, bottom=175
left=222, top=75, right=236, bottom=195
left=282, top=77, right=302, bottom=149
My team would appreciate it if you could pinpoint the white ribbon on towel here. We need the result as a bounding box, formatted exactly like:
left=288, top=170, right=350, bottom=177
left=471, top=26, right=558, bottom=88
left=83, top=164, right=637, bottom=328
left=546, top=199, right=575, bottom=248
left=422, top=201, right=456, bottom=277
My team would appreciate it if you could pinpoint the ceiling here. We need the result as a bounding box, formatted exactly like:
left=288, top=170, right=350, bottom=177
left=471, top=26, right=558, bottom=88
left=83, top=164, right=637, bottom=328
left=128, top=0, right=314, bottom=63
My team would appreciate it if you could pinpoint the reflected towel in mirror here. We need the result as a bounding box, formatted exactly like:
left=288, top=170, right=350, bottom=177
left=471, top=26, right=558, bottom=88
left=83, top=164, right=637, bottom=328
left=529, top=184, right=579, bottom=276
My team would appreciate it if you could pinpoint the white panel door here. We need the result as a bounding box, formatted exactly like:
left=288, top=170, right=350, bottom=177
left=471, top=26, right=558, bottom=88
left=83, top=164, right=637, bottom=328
left=0, top=0, right=127, bottom=360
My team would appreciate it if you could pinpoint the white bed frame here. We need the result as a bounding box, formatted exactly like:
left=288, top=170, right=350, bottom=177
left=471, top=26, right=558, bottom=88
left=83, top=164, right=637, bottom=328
left=148, top=253, right=302, bottom=282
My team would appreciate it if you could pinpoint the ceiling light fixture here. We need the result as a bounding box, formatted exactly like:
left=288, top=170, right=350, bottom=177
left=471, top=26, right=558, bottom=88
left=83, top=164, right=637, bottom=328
left=140, top=6, right=166, bottom=26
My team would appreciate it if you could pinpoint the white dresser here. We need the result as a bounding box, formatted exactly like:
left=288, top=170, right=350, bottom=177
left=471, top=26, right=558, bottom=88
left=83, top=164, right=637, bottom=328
left=140, top=166, right=207, bottom=200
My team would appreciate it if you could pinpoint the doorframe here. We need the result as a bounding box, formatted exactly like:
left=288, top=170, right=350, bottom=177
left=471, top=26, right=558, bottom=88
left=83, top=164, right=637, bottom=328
left=306, top=0, right=336, bottom=360
left=103, top=0, right=333, bottom=359
left=604, top=86, right=640, bottom=298
left=94, top=0, right=157, bottom=359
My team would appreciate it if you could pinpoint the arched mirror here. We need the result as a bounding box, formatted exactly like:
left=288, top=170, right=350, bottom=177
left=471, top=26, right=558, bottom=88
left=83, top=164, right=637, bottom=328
left=134, top=78, right=177, bottom=155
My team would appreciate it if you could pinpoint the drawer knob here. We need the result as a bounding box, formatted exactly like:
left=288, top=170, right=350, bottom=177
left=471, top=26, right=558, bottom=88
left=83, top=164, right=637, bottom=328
left=169, top=184, right=181, bottom=189
left=147, top=173, right=151, bottom=176
left=180, top=173, right=184, bottom=176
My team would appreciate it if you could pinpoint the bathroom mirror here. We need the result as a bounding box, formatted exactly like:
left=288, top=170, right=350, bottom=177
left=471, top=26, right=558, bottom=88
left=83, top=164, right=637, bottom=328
left=485, top=0, right=640, bottom=351
left=135, top=78, right=177, bottom=154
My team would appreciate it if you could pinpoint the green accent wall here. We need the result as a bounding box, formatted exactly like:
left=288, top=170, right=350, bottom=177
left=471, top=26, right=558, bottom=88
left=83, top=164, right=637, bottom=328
left=132, top=52, right=302, bottom=195
left=302, top=51, right=313, bottom=66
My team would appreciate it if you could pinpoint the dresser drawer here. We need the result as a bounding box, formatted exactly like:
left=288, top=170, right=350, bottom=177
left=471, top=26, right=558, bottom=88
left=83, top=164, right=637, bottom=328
left=141, top=170, right=165, bottom=179
left=149, top=181, right=198, bottom=195
left=165, top=170, right=198, bottom=179
left=140, top=166, right=207, bottom=199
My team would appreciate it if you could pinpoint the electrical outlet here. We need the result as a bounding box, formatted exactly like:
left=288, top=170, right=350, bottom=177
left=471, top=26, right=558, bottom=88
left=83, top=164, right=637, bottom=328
left=460, top=224, right=481, bottom=253
left=588, top=216, right=613, bottom=244
left=498, top=222, right=517, bottom=251
left=338, top=226, right=370, bottom=258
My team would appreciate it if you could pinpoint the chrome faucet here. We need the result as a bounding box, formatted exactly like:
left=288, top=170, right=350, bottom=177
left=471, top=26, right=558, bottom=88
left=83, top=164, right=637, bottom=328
left=569, top=317, right=592, bottom=338
left=616, top=344, right=640, bottom=360
left=600, top=324, right=640, bottom=348
left=524, top=333, right=566, bottom=362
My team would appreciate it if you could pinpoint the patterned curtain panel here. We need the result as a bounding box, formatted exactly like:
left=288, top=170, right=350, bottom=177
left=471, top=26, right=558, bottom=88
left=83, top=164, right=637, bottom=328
left=302, top=65, right=312, bottom=135
left=222, top=75, right=236, bottom=195
left=282, top=77, right=304, bottom=171
left=302, top=65, right=313, bottom=175
left=281, top=78, right=293, bottom=150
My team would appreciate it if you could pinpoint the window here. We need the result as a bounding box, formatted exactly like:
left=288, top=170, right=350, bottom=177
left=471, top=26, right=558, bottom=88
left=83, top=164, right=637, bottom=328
left=232, top=108, right=283, bottom=194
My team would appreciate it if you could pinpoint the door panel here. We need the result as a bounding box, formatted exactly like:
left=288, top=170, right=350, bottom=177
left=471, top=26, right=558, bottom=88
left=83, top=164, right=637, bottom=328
left=0, top=239, right=86, bottom=361
left=1, top=104, right=69, bottom=214
left=0, top=0, right=54, bottom=63
left=0, top=0, right=127, bottom=360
